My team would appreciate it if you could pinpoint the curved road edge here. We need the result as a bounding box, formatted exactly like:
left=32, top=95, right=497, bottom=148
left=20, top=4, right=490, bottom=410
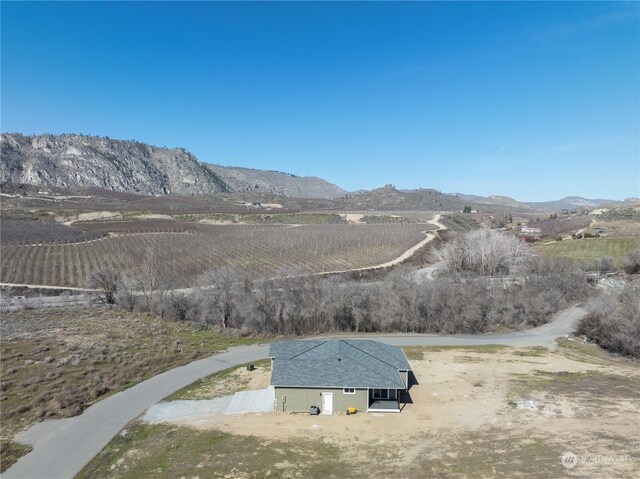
left=5, top=304, right=585, bottom=479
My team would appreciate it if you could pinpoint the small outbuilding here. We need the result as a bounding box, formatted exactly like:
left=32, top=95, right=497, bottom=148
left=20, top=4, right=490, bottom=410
left=268, top=339, right=412, bottom=415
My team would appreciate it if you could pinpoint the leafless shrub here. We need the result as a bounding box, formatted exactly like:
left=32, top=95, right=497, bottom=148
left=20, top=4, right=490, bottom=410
left=163, top=292, right=194, bottom=323
left=435, top=228, right=530, bottom=276
left=577, top=283, right=640, bottom=358
left=622, top=250, right=640, bottom=275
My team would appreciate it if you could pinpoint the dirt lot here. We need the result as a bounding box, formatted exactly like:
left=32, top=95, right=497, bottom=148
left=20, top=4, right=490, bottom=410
left=81, top=343, right=640, bottom=478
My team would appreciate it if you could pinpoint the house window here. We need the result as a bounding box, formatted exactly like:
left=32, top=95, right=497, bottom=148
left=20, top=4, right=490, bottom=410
left=343, top=388, right=355, bottom=394
left=372, top=389, right=389, bottom=399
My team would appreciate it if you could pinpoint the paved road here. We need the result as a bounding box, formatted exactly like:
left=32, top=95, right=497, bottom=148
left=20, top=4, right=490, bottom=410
left=5, top=305, right=585, bottom=479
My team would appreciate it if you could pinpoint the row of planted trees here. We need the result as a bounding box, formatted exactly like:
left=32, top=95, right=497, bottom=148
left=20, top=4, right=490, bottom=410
left=1, top=223, right=428, bottom=287
left=90, top=229, right=594, bottom=336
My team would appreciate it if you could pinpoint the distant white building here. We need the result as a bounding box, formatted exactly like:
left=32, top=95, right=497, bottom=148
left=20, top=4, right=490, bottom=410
left=521, top=226, right=542, bottom=234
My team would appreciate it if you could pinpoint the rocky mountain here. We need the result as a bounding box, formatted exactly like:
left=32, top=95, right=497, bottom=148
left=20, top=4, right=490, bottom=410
left=1, top=133, right=228, bottom=195
left=0, top=133, right=346, bottom=199
left=206, top=164, right=346, bottom=199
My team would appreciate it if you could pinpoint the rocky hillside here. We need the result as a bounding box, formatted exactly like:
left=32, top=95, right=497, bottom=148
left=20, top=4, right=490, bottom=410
left=206, top=164, right=346, bottom=199
left=1, top=133, right=228, bottom=195
left=342, top=185, right=472, bottom=211
left=0, top=133, right=346, bottom=199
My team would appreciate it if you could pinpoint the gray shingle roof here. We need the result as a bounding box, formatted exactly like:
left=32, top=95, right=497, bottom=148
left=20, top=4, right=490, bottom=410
left=269, top=340, right=411, bottom=389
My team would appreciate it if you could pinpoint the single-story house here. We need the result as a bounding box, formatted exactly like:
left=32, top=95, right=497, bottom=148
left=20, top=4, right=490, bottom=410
left=268, top=339, right=412, bottom=415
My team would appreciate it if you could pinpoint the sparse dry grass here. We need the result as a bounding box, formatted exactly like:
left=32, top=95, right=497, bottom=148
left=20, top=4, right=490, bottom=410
left=76, top=424, right=355, bottom=479
left=0, top=440, right=32, bottom=473
left=0, top=306, right=257, bottom=470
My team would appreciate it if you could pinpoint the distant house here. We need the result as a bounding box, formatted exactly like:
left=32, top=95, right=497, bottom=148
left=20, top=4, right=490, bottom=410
left=269, top=339, right=412, bottom=415
left=521, top=225, right=542, bottom=234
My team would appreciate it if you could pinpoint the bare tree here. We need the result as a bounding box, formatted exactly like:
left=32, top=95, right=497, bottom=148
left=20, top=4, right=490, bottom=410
left=197, top=267, right=246, bottom=329
left=129, top=249, right=169, bottom=314
left=88, top=267, right=122, bottom=304
left=249, top=276, right=284, bottom=334
left=435, top=228, right=530, bottom=276
left=116, top=275, right=138, bottom=312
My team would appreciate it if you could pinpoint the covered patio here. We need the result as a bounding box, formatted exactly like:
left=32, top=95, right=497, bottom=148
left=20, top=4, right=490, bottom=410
left=367, top=388, right=401, bottom=413
left=368, top=399, right=400, bottom=413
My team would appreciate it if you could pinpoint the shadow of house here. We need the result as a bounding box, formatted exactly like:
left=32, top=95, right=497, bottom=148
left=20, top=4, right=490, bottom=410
left=408, top=370, right=419, bottom=389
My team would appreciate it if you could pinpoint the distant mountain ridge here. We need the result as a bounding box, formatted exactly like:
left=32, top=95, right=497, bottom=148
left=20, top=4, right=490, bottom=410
left=0, top=133, right=346, bottom=199
left=1, top=133, right=632, bottom=210
left=523, top=196, right=637, bottom=211
left=452, top=193, right=635, bottom=212
left=206, top=163, right=346, bottom=199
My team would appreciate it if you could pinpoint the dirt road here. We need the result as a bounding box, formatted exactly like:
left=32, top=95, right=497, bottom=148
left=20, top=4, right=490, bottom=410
left=316, top=213, right=447, bottom=275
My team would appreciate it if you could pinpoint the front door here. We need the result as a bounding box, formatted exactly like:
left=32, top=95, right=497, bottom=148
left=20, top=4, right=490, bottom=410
left=321, top=392, right=333, bottom=415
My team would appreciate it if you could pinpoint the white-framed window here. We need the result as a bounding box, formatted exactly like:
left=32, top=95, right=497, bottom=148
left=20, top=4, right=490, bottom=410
left=372, top=388, right=389, bottom=399
left=343, top=388, right=356, bottom=394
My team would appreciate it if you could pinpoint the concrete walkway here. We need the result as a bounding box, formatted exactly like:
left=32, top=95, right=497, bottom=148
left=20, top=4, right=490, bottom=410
left=5, top=306, right=585, bottom=479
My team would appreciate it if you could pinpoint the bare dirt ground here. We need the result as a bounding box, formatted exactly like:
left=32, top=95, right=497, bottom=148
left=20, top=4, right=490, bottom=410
left=340, top=213, right=364, bottom=224
left=63, top=211, right=122, bottom=224
left=153, top=346, right=640, bottom=478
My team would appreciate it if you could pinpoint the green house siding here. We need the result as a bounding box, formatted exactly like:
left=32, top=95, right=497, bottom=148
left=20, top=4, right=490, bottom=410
left=275, top=387, right=368, bottom=413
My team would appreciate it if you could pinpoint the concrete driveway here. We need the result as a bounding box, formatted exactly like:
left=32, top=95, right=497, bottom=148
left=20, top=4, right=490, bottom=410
left=143, top=397, right=233, bottom=424
left=225, top=387, right=275, bottom=415
left=142, top=387, right=274, bottom=426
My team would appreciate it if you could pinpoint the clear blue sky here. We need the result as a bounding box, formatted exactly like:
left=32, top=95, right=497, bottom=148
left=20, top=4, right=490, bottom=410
left=2, top=1, right=638, bottom=201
